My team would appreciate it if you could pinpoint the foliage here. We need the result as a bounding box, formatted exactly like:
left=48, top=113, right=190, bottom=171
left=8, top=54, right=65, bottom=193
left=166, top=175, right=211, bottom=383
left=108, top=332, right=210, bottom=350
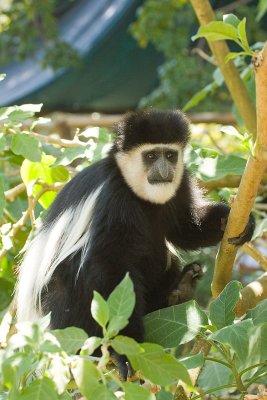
left=1, top=7, right=267, bottom=399
left=130, top=0, right=216, bottom=110
left=0, top=0, right=80, bottom=70
left=0, top=275, right=266, bottom=399
left=0, top=102, right=112, bottom=310
left=131, top=2, right=266, bottom=112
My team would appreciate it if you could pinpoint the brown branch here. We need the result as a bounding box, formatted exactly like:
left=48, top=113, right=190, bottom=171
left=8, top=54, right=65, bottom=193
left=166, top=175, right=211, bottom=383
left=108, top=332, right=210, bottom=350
left=235, top=272, right=267, bottom=316
left=242, top=242, right=267, bottom=271
left=4, top=183, right=26, bottom=202
left=190, top=0, right=257, bottom=137
left=212, top=43, right=267, bottom=297
left=28, top=131, right=87, bottom=148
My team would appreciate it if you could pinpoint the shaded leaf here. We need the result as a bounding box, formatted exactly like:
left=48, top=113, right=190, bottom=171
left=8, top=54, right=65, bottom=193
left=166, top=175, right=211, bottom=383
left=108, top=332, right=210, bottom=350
left=250, top=299, right=267, bottom=325
left=209, top=281, right=242, bottom=329
left=211, top=319, right=253, bottom=363
left=198, top=361, right=232, bottom=394
left=144, top=300, right=208, bottom=347
left=11, top=134, right=41, bottom=162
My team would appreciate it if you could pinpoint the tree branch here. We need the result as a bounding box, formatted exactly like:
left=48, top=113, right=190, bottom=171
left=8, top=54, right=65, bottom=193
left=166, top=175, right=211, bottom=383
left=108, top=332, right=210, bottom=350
left=190, top=0, right=257, bottom=137
left=4, top=183, right=26, bottom=202
left=235, top=272, right=267, bottom=316
left=212, top=43, right=267, bottom=297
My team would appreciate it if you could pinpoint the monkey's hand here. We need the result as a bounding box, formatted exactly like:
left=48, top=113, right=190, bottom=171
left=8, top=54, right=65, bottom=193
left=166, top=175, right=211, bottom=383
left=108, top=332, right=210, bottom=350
left=109, top=348, right=135, bottom=381
left=168, top=263, right=203, bottom=305
left=223, top=213, right=255, bottom=246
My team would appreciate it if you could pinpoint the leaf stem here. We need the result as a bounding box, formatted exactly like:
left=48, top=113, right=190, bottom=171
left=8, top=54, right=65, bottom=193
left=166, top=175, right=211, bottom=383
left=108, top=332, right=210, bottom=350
left=240, top=362, right=267, bottom=377
left=191, top=384, right=237, bottom=400
left=205, top=357, right=232, bottom=369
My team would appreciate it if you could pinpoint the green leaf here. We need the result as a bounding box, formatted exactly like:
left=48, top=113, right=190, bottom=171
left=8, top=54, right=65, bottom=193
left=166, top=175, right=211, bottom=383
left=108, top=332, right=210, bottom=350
left=192, top=22, right=239, bottom=42
left=225, top=51, right=248, bottom=62
left=209, top=281, right=242, bottom=329
left=0, top=176, right=6, bottom=219
left=250, top=299, right=267, bottom=325
left=237, top=18, right=250, bottom=52
left=252, top=218, right=267, bottom=240
left=128, top=343, right=191, bottom=386
left=71, top=357, right=101, bottom=399
left=196, top=154, right=247, bottom=182
left=47, top=355, right=71, bottom=394
left=124, top=381, right=156, bottom=400
left=144, top=300, right=208, bottom=347
left=11, top=134, right=41, bottom=162
left=244, top=323, right=267, bottom=373
left=107, top=273, right=135, bottom=335
left=7, top=104, right=42, bottom=123
left=91, top=291, right=110, bottom=329
left=111, top=335, right=143, bottom=356
left=223, top=14, right=240, bottom=28
left=183, top=82, right=217, bottom=112
left=20, top=155, right=70, bottom=209
left=198, top=361, right=232, bottom=394
left=17, top=377, right=58, bottom=400
left=257, top=0, right=267, bottom=21
left=0, top=135, right=6, bottom=152
left=2, top=352, right=33, bottom=390
left=0, top=278, right=13, bottom=311
left=221, top=125, right=243, bottom=140
left=81, top=336, right=102, bottom=355
left=51, top=327, right=88, bottom=353
left=211, top=319, right=253, bottom=363
left=90, top=385, right=117, bottom=400
left=179, top=353, right=205, bottom=370
left=54, top=146, right=90, bottom=166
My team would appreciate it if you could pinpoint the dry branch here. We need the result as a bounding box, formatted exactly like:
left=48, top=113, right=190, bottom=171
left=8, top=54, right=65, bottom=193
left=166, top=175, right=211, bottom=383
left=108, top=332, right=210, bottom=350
left=212, top=43, right=267, bottom=298
left=190, top=0, right=257, bottom=137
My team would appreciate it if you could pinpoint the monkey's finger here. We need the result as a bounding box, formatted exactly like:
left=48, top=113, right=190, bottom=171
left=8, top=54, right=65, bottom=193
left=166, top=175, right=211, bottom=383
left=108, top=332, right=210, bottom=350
left=228, top=213, right=255, bottom=246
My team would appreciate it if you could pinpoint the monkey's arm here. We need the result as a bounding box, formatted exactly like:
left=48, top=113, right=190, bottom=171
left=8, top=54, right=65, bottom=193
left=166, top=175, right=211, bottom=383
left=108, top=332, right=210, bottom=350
left=166, top=174, right=254, bottom=250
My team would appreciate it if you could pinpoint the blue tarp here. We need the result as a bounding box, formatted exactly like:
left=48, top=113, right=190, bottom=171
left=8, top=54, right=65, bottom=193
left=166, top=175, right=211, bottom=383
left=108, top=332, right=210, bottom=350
left=0, top=0, right=162, bottom=112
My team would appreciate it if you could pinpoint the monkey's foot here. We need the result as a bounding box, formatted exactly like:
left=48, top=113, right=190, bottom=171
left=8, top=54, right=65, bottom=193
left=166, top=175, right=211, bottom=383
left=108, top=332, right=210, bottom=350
left=168, top=263, right=203, bottom=305
left=109, top=349, right=135, bottom=381
left=228, top=213, right=255, bottom=245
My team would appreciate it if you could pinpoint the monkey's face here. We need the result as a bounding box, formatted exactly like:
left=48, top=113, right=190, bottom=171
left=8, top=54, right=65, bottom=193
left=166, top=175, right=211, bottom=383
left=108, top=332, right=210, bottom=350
left=115, top=143, right=184, bottom=204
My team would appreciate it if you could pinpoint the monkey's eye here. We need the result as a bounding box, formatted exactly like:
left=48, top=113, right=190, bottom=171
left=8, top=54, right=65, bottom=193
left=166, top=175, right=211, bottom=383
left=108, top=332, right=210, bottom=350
left=146, top=152, right=156, bottom=160
left=166, top=151, right=175, bottom=159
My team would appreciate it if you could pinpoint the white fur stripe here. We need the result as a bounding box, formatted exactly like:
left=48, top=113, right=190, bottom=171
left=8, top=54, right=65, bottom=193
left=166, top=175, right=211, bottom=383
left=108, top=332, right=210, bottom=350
left=16, top=184, right=103, bottom=322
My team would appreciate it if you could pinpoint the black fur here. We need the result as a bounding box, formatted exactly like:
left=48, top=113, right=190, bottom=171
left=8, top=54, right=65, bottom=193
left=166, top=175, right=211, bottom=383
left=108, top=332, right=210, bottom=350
left=40, top=110, right=251, bottom=344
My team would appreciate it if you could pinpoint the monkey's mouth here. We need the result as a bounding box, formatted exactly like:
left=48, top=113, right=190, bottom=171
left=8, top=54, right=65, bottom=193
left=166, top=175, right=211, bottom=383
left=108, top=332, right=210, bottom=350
left=148, top=178, right=173, bottom=184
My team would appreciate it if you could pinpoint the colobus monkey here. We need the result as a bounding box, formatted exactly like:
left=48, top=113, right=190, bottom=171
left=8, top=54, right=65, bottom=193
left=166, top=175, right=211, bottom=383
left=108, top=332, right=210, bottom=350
left=16, top=109, right=254, bottom=379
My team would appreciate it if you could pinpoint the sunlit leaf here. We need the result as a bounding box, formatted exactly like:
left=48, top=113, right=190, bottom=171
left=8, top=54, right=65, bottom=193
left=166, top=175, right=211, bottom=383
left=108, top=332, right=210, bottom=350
left=144, top=300, right=208, bottom=347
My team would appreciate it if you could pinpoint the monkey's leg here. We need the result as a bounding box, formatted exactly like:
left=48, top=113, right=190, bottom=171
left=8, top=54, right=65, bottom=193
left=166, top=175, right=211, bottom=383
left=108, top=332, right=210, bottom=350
left=168, top=263, right=203, bottom=305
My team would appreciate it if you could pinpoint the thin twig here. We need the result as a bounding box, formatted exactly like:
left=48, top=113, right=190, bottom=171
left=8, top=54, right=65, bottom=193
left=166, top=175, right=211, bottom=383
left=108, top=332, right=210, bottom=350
left=28, top=131, right=87, bottom=148
left=242, top=242, right=267, bottom=271
left=0, top=182, right=65, bottom=263
left=5, top=183, right=26, bottom=202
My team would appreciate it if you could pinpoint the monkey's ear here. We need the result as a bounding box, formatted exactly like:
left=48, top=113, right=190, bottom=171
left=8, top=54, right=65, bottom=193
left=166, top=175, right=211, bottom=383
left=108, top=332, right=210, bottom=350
left=113, top=111, right=135, bottom=151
